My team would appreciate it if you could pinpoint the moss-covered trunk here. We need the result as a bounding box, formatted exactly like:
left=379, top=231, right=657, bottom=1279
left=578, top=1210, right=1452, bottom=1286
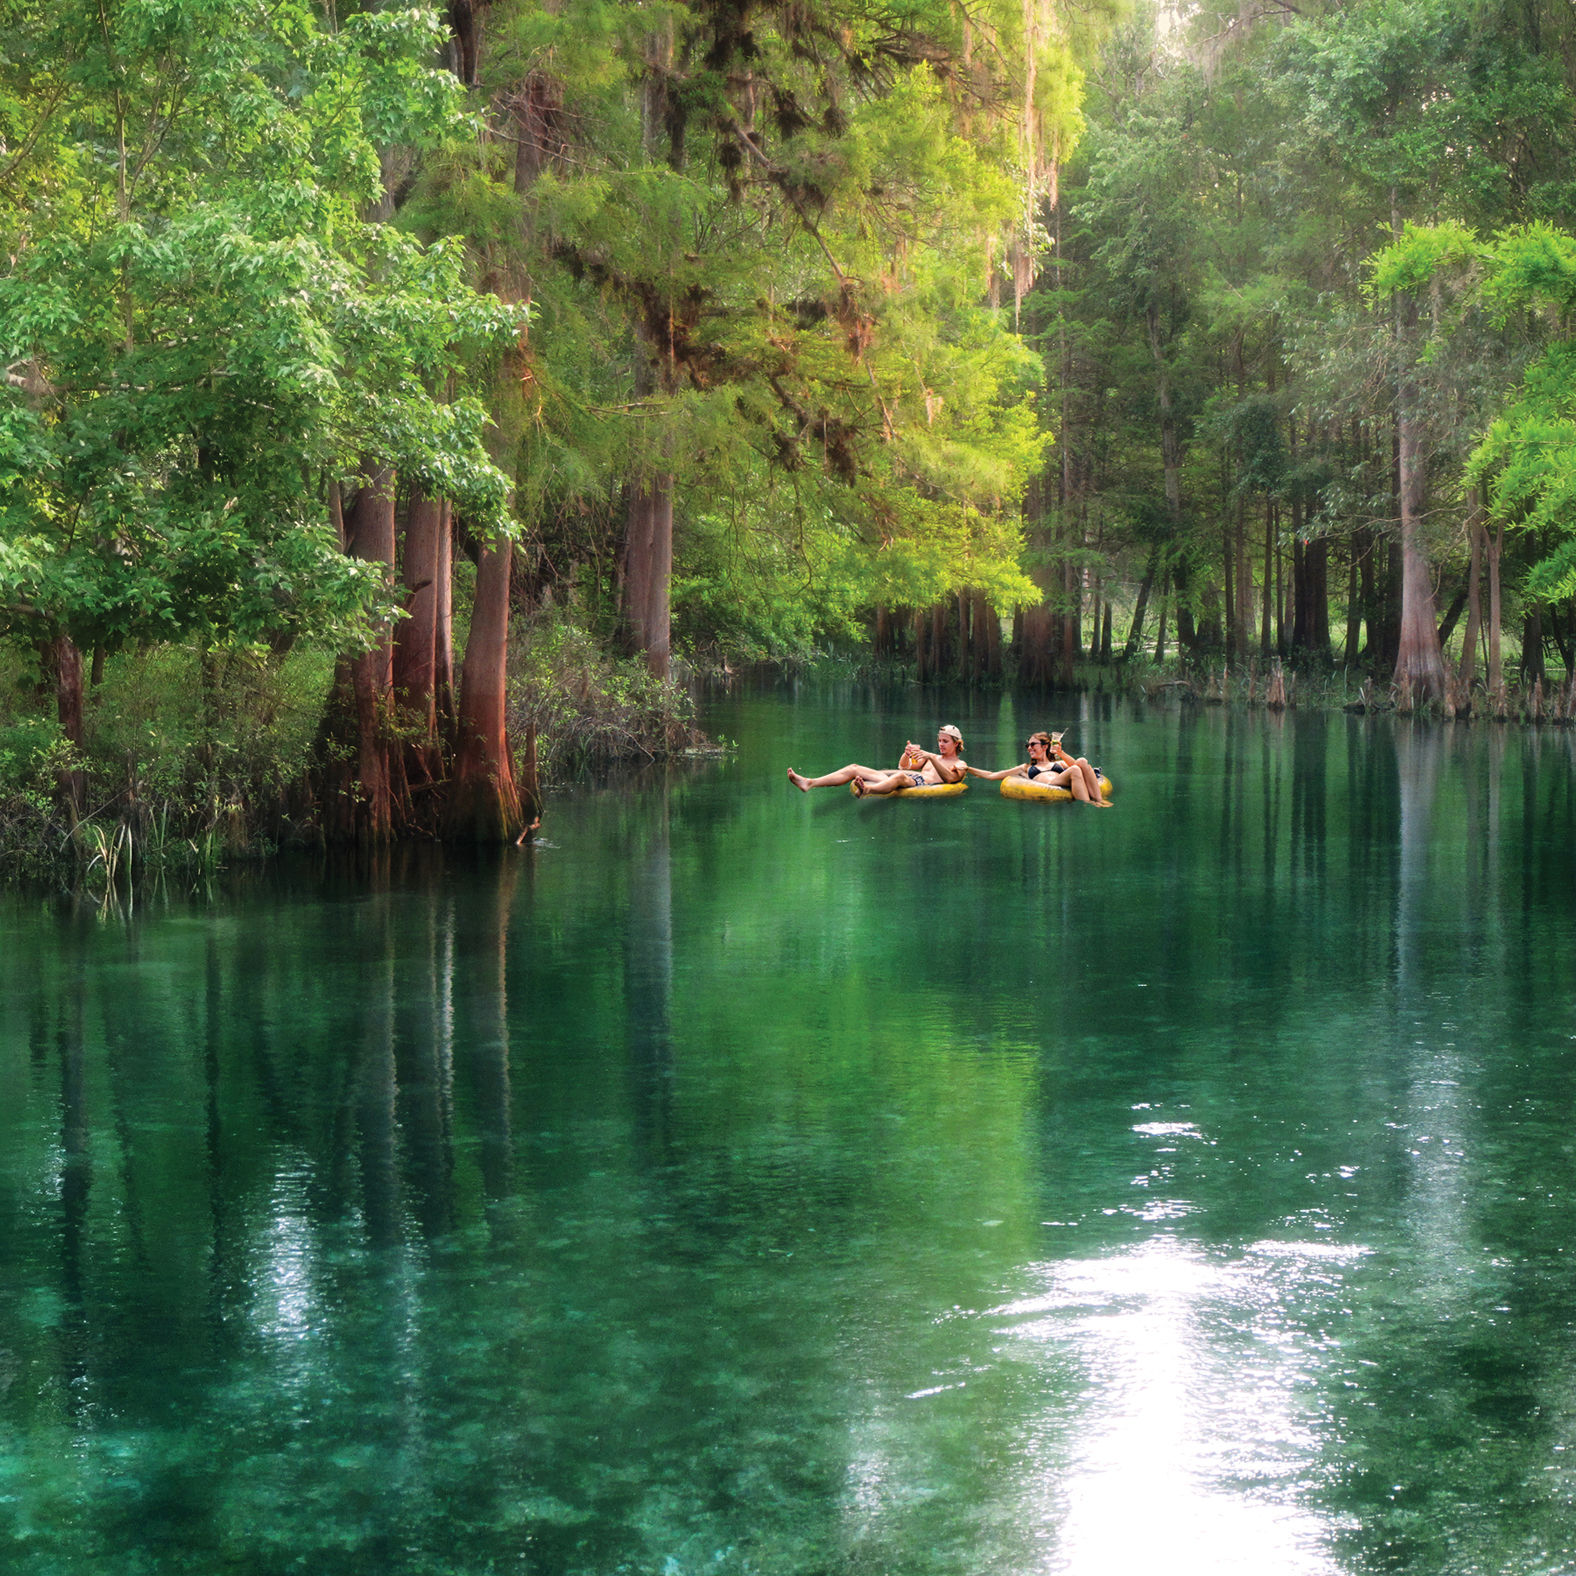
left=446, top=536, right=524, bottom=842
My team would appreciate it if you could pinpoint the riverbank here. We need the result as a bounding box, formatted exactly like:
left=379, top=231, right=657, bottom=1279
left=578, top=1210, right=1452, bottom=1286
left=6, top=630, right=1572, bottom=892
left=792, top=649, right=1575, bottom=724
left=0, top=612, right=704, bottom=890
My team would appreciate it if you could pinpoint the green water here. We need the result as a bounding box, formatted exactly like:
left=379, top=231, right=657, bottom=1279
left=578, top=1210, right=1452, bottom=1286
left=6, top=687, right=1576, bottom=1576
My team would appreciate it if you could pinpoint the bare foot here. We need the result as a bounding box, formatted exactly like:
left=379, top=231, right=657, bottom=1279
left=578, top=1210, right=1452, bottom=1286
left=788, top=769, right=810, bottom=792
left=851, top=776, right=866, bottom=797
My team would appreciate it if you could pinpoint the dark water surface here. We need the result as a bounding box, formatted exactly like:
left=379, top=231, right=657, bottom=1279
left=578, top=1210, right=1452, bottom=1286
left=6, top=686, right=1576, bottom=1575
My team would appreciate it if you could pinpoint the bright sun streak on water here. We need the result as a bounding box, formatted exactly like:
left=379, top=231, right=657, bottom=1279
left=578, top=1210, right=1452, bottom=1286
left=998, top=1239, right=1358, bottom=1576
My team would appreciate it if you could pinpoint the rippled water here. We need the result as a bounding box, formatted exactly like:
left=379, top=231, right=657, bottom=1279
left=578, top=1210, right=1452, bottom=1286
left=5, top=686, right=1576, bottom=1575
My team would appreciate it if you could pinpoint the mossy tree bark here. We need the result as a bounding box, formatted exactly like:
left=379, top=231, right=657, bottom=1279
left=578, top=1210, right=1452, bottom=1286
left=42, top=634, right=85, bottom=818
left=392, top=491, right=448, bottom=791
left=446, top=536, right=524, bottom=843
left=1393, top=306, right=1447, bottom=704
left=322, top=466, right=401, bottom=843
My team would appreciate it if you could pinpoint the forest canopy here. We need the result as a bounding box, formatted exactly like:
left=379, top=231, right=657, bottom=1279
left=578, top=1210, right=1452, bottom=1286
left=3, top=0, right=1576, bottom=865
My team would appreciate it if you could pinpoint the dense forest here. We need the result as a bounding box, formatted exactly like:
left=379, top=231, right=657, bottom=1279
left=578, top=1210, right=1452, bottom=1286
left=3, top=0, right=1576, bottom=863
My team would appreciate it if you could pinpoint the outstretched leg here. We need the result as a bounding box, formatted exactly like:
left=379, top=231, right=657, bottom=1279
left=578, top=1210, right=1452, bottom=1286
left=788, top=763, right=884, bottom=792
left=858, top=771, right=920, bottom=796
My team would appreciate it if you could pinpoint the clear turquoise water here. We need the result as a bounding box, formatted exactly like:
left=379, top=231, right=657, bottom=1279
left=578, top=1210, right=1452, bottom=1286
left=6, top=686, right=1576, bottom=1575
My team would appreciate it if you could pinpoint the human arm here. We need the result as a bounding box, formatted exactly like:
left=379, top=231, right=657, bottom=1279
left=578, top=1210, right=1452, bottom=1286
left=906, top=742, right=968, bottom=783
left=964, top=761, right=1028, bottom=781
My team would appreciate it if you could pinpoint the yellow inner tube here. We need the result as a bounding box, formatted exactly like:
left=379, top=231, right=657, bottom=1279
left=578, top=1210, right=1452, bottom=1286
left=849, top=778, right=969, bottom=798
left=1001, top=774, right=1113, bottom=803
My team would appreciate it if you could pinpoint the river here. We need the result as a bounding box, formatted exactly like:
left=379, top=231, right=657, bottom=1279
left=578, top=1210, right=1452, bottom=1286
left=4, top=684, right=1576, bottom=1575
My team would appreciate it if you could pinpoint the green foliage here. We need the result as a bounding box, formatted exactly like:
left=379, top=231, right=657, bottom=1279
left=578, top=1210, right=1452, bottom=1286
left=673, top=501, right=865, bottom=663
left=1375, top=219, right=1576, bottom=599
left=0, top=642, right=337, bottom=881
left=1220, top=395, right=1287, bottom=499
left=1029, top=0, right=1576, bottom=676
left=508, top=610, right=700, bottom=775
left=0, top=0, right=522, bottom=667
left=0, top=716, right=79, bottom=880
left=0, top=714, right=72, bottom=808
left=1368, top=221, right=1484, bottom=297
left=89, top=644, right=332, bottom=809
left=438, top=0, right=1076, bottom=653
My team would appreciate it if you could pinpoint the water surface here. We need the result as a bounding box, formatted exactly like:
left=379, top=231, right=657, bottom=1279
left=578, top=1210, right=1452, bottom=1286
left=5, top=688, right=1576, bottom=1575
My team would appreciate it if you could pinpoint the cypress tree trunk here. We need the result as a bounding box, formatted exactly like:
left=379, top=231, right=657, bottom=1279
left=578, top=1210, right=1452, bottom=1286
left=1291, top=535, right=1306, bottom=651
left=46, top=634, right=85, bottom=749
left=447, top=536, right=524, bottom=842
left=1236, top=506, right=1253, bottom=656
left=44, top=633, right=85, bottom=818
left=1522, top=607, right=1545, bottom=687
left=1378, top=542, right=1402, bottom=669
left=1019, top=604, right=1054, bottom=685
left=393, top=491, right=445, bottom=788
left=1172, top=556, right=1197, bottom=655
left=1436, top=585, right=1468, bottom=652
left=1487, top=517, right=1504, bottom=702
left=1148, top=302, right=1184, bottom=622
left=1389, top=252, right=1446, bottom=699
left=322, top=466, right=399, bottom=843
left=1394, top=399, right=1446, bottom=701
left=1260, top=501, right=1274, bottom=658
left=352, top=473, right=399, bottom=840
left=447, top=0, right=486, bottom=87
left=434, top=501, right=455, bottom=738
left=1308, top=538, right=1331, bottom=657
left=624, top=474, right=674, bottom=679
left=1345, top=532, right=1362, bottom=664
left=984, top=596, right=1002, bottom=679
left=970, top=590, right=992, bottom=681
left=931, top=601, right=950, bottom=677
left=1222, top=514, right=1236, bottom=659
left=1273, top=526, right=1286, bottom=655
left=1275, top=524, right=1286, bottom=657
left=1124, top=543, right=1160, bottom=661
left=1356, top=528, right=1377, bottom=662
left=1057, top=559, right=1081, bottom=684
left=1458, top=490, right=1485, bottom=691
left=1239, top=510, right=1253, bottom=653
left=620, top=21, right=683, bottom=681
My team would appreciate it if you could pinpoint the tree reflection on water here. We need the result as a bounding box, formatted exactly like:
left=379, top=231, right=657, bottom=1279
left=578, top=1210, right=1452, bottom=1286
left=7, top=700, right=1576, bottom=1573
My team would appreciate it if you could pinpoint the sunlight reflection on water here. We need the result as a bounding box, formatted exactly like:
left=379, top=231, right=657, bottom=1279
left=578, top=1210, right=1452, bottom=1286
left=257, top=1169, right=317, bottom=1347
left=998, top=1239, right=1369, bottom=1575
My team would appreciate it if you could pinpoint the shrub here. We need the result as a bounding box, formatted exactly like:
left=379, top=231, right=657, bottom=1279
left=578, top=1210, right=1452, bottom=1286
left=508, top=610, right=702, bottom=779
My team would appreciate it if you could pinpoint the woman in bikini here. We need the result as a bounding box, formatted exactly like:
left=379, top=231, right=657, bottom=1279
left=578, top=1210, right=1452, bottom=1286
left=967, top=731, right=1111, bottom=805
left=787, top=725, right=969, bottom=795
